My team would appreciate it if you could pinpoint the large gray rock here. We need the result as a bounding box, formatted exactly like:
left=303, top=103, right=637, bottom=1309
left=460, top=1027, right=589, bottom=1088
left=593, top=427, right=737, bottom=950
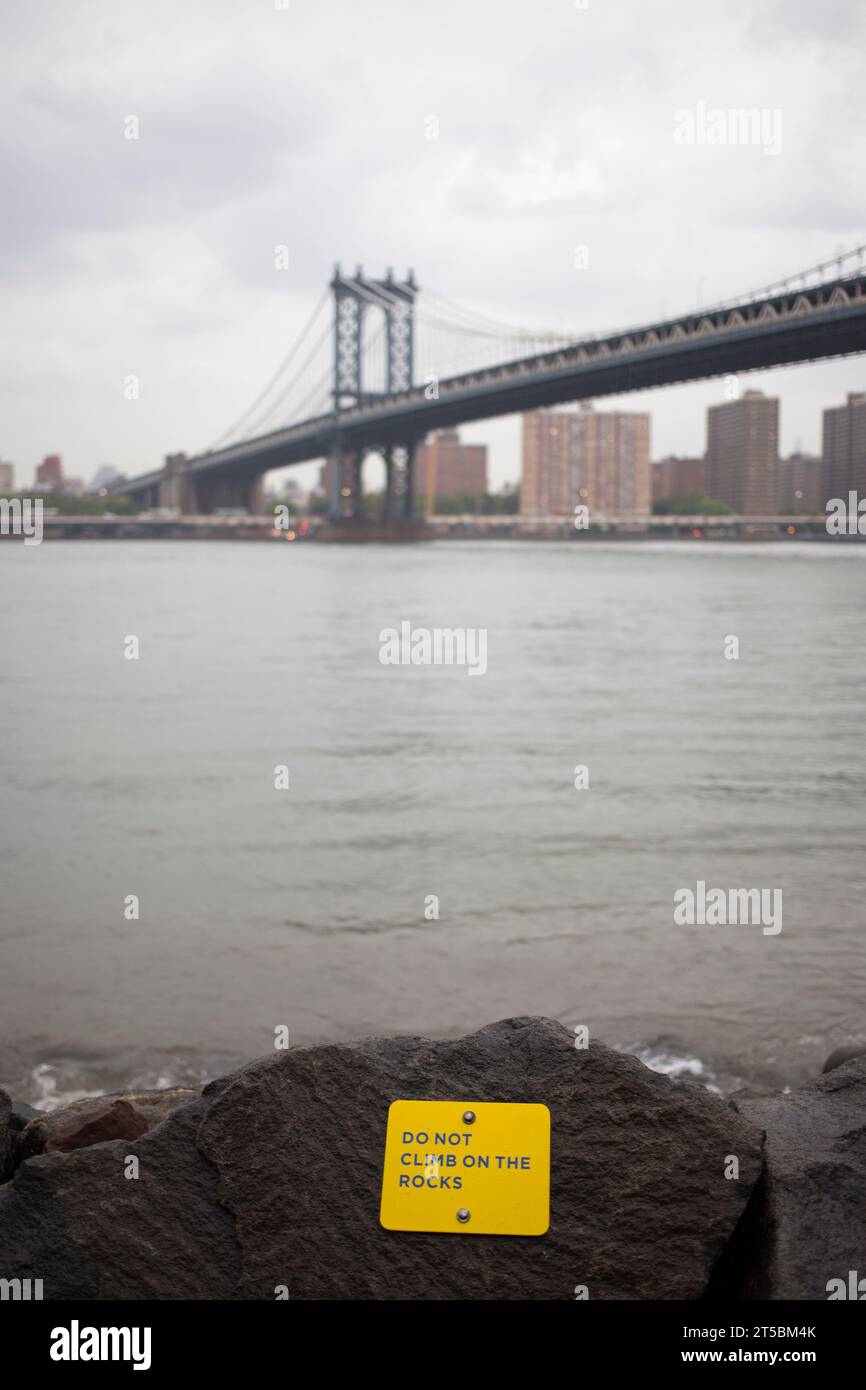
left=0, top=1096, right=240, bottom=1299
left=730, top=1057, right=866, bottom=1299
left=199, top=1018, right=763, bottom=1300
left=0, top=1019, right=763, bottom=1300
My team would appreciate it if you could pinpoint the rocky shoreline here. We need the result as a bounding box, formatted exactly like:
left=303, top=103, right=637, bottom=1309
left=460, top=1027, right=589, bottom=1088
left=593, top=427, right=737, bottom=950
left=1, top=1018, right=864, bottom=1300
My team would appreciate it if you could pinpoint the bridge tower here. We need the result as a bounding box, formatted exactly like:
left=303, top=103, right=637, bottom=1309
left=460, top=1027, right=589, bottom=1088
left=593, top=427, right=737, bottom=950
left=328, top=265, right=419, bottom=522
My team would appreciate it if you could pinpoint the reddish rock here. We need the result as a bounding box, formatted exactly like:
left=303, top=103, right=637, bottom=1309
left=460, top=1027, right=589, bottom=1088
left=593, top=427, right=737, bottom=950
left=46, top=1099, right=149, bottom=1153
left=14, top=1088, right=196, bottom=1165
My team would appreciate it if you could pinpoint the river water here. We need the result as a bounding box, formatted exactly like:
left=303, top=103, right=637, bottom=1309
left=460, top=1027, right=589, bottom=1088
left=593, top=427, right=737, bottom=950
left=1, top=538, right=864, bottom=1105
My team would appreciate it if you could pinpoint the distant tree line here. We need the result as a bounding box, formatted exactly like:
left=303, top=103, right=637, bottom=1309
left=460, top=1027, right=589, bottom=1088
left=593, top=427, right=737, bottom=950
left=296, top=489, right=520, bottom=517
left=0, top=490, right=140, bottom=515
left=652, top=494, right=733, bottom=516
left=428, top=491, right=520, bottom=515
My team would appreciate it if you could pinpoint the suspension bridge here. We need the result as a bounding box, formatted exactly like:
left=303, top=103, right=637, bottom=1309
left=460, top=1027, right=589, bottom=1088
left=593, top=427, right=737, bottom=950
left=114, top=246, right=866, bottom=522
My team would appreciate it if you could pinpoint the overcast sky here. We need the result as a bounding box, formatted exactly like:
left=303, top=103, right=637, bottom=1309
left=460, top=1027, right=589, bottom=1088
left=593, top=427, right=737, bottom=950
left=2, top=0, right=865, bottom=491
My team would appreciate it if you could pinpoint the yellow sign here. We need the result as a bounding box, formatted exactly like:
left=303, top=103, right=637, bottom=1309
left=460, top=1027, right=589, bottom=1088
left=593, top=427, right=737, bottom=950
left=379, top=1099, right=550, bottom=1236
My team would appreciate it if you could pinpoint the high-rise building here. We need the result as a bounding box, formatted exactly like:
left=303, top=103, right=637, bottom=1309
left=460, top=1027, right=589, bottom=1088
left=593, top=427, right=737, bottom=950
left=822, top=393, right=866, bottom=503
left=0, top=461, right=14, bottom=494
left=35, top=454, right=63, bottom=491
left=575, top=406, right=651, bottom=513
left=706, top=391, right=778, bottom=514
left=651, top=455, right=706, bottom=505
left=521, top=405, right=650, bottom=516
left=417, top=429, right=488, bottom=510
left=520, top=411, right=576, bottom=515
left=776, top=452, right=821, bottom=513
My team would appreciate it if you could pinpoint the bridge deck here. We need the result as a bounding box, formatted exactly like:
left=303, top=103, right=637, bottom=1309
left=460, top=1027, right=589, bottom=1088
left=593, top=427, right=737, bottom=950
left=114, top=268, right=866, bottom=498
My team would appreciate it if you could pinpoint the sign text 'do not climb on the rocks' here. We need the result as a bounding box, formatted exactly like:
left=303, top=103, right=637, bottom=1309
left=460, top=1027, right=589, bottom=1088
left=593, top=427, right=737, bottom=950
left=379, top=1100, right=550, bottom=1236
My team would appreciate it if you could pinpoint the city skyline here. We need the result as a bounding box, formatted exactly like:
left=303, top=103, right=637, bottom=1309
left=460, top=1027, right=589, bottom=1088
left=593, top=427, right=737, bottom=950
left=7, top=378, right=866, bottom=512
left=4, top=312, right=866, bottom=504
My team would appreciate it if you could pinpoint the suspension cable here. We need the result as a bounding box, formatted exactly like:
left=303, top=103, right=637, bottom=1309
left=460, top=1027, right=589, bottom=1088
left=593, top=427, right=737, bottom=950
left=206, top=288, right=331, bottom=450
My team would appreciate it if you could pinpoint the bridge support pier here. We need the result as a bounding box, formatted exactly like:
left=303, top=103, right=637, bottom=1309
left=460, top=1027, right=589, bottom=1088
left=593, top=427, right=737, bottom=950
left=155, top=453, right=266, bottom=515
left=327, top=441, right=342, bottom=518
left=320, top=438, right=427, bottom=539
left=192, top=474, right=264, bottom=515
left=159, top=453, right=196, bottom=512
left=384, top=443, right=416, bottom=520
left=402, top=443, right=415, bottom=519
left=382, top=447, right=395, bottom=522
left=351, top=451, right=365, bottom=520
left=326, top=443, right=359, bottom=519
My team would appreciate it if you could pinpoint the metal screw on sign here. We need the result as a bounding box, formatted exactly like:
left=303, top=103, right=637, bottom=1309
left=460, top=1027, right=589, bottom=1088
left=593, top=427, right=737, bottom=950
left=456, top=1208, right=471, bottom=1224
